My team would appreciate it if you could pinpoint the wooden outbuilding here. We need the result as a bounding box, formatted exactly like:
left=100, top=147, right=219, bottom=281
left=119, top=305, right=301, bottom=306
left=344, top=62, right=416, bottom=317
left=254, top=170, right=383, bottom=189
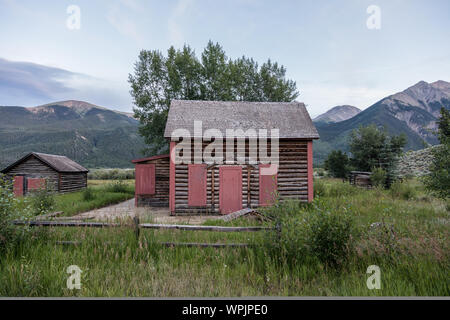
left=1, top=152, right=88, bottom=196
left=132, top=154, right=170, bottom=207
left=133, top=100, right=320, bottom=215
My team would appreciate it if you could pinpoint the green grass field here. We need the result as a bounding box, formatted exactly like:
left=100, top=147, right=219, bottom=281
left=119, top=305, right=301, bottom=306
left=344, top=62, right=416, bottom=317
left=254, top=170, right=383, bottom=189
left=0, top=178, right=448, bottom=296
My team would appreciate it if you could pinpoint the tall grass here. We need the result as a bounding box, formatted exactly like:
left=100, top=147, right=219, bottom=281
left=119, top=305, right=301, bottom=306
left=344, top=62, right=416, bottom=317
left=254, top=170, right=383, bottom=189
left=0, top=178, right=448, bottom=296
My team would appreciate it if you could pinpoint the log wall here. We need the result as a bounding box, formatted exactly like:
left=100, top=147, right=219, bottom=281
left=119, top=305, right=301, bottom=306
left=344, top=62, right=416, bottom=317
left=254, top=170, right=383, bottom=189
left=5, top=157, right=59, bottom=192
left=59, top=172, right=87, bottom=193
left=173, top=139, right=310, bottom=215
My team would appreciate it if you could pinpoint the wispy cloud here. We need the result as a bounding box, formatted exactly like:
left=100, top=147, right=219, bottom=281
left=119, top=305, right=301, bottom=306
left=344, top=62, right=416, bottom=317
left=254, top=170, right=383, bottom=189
left=168, top=0, right=195, bottom=46
left=0, top=58, right=132, bottom=110
left=106, top=0, right=143, bottom=45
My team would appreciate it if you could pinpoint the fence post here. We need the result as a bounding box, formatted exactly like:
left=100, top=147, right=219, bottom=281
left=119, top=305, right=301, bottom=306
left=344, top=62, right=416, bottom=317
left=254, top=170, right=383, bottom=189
left=133, top=215, right=140, bottom=241
left=276, top=221, right=282, bottom=244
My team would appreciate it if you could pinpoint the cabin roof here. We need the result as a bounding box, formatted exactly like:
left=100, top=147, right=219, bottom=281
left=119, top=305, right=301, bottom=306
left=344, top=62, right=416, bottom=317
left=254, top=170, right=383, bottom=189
left=132, top=154, right=170, bottom=164
left=1, top=152, right=89, bottom=173
left=164, top=100, right=320, bottom=139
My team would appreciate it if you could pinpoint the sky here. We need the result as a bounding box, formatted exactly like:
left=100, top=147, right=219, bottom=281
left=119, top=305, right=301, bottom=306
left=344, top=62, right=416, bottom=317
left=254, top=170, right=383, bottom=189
left=0, top=0, right=449, bottom=117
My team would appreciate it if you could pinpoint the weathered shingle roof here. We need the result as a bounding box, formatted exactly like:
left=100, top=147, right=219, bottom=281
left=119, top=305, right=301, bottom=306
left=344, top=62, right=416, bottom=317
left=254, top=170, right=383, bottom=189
left=1, top=152, right=89, bottom=173
left=164, top=100, right=320, bottom=139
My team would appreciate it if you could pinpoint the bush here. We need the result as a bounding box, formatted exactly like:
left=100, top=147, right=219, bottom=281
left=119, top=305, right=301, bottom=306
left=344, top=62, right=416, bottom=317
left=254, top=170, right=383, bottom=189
left=314, top=179, right=326, bottom=197
left=0, top=175, right=33, bottom=252
left=371, top=167, right=386, bottom=188
left=307, top=207, right=354, bottom=267
left=82, top=187, right=96, bottom=201
left=29, top=186, right=55, bottom=216
left=88, top=169, right=135, bottom=180
left=262, top=200, right=355, bottom=268
left=105, top=180, right=129, bottom=193
left=390, top=180, right=416, bottom=200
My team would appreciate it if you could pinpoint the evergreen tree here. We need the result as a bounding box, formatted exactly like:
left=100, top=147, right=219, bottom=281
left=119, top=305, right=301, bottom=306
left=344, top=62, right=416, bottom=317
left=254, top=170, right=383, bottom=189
left=349, top=124, right=406, bottom=187
left=423, top=107, right=450, bottom=198
left=324, top=150, right=350, bottom=179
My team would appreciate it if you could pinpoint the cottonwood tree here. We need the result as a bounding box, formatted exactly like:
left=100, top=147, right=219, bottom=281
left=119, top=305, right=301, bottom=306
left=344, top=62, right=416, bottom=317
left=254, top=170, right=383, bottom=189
left=129, top=41, right=299, bottom=154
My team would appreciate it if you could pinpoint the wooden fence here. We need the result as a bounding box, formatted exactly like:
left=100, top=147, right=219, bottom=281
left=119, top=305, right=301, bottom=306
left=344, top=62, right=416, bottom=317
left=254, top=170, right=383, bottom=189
left=12, top=218, right=274, bottom=248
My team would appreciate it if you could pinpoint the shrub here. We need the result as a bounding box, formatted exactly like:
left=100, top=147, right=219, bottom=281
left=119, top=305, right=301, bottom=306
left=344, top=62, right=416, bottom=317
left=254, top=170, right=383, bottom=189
left=307, top=207, right=354, bottom=267
left=29, top=186, right=55, bottom=216
left=0, top=175, right=33, bottom=252
left=105, top=180, right=129, bottom=193
left=82, top=187, right=96, bottom=201
left=390, top=180, right=416, bottom=200
left=371, top=167, right=386, bottom=188
left=262, top=200, right=355, bottom=268
left=314, top=179, right=326, bottom=197
left=88, top=169, right=135, bottom=180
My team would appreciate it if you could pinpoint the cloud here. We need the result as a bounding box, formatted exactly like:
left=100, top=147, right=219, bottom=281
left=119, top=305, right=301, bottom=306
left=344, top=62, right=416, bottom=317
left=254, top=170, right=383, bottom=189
left=106, top=0, right=143, bottom=45
left=168, top=0, right=195, bottom=46
left=0, top=58, right=132, bottom=111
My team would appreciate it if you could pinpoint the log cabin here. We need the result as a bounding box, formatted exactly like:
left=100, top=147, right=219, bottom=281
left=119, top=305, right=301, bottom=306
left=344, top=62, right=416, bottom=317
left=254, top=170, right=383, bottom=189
left=1, top=152, right=88, bottom=196
left=133, top=100, right=319, bottom=215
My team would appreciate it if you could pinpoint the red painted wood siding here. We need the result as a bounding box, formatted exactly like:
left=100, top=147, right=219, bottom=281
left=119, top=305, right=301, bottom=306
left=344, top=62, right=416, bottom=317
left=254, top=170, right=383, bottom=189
left=259, top=164, right=278, bottom=206
left=188, top=164, right=207, bottom=206
left=169, top=142, right=176, bottom=213
left=27, top=178, right=46, bottom=192
left=13, top=176, right=24, bottom=197
left=219, top=166, right=242, bottom=214
left=135, top=164, right=155, bottom=195
left=307, top=140, right=313, bottom=202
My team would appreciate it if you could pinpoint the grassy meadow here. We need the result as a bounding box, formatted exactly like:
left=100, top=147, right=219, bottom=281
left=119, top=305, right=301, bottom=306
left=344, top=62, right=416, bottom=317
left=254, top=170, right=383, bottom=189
left=34, top=180, right=134, bottom=217
left=0, top=178, right=448, bottom=296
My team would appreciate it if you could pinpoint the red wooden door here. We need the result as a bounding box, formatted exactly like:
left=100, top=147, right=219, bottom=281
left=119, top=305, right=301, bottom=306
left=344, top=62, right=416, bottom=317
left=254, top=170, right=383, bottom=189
left=188, top=164, right=207, bottom=206
left=135, top=164, right=155, bottom=195
left=259, top=164, right=278, bottom=206
left=219, top=166, right=242, bottom=214
left=13, top=176, right=24, bottom=197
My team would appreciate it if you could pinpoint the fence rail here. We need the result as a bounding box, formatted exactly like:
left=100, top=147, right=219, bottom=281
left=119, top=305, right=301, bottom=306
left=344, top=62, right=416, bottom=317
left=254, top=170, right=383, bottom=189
left=12, top=218, right=273, bottom=248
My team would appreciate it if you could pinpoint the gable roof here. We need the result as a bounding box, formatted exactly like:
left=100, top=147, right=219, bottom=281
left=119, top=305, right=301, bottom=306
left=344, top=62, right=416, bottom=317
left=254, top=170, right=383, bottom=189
left=1, top=152, right=89, bottom=173
left=164, top=100, right=320, bottom=139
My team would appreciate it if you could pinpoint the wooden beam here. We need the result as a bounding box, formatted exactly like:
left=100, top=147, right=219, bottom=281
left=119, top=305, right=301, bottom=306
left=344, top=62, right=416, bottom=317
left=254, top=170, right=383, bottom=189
left=139, top=223, right=271, bottom=232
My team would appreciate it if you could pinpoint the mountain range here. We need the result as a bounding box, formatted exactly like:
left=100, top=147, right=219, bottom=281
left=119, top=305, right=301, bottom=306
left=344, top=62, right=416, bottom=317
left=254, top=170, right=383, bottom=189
left=0, top=100, right=145, bottom=169
left=313, top=80, right=450, bottom=164
left=1, top=80, right=448, bottom=168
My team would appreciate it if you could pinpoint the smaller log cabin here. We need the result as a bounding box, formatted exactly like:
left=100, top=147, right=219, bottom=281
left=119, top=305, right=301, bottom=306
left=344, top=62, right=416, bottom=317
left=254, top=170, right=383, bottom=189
left=1, top=152, right=88, bottom=196
left=133, top=100, right=320, bottom=215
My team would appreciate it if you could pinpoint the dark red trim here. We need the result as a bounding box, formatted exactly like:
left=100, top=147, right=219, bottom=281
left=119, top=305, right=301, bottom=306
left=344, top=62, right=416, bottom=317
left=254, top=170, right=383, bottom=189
left=307, top=140, right=313, bottom=202
left=131, top=154, right=170, bottom=164
left=169, top=142, right=176, bottom=213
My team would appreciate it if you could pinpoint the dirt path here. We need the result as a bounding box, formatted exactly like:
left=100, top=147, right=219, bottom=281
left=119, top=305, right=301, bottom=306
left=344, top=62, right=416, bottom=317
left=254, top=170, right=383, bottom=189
left=66, top=199, right=222, bottom=225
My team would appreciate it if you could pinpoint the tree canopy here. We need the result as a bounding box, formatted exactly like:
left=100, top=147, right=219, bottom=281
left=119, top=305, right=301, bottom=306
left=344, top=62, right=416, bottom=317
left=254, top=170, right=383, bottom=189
left=128, top=41, right=299, bottom=154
